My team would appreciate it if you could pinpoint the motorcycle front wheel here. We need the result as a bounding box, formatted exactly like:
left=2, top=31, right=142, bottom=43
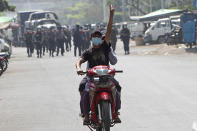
left=96, top=127, right=102, bottom=131
left=0, top=64, right=3, bottom=76
left=0, top=69, right=3, bottom=76
left=101, top=101, right=111, bottom=131
left=2, top=61, right=8, bottom=72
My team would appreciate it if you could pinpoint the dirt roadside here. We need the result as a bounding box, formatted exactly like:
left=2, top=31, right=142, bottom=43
left=116, top=40, right=197, bottom=56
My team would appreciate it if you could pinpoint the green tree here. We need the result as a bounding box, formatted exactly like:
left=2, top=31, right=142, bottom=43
left=65, top=0, right=103, bottom=25
left=172, top=0, right=194, bottom=10
left=0, top=0, right=15, bottom=12
left=61, top=0, right=194, bottom=24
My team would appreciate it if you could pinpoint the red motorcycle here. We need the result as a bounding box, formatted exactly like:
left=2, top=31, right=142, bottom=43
left=83, top=65, right=123, bottom=131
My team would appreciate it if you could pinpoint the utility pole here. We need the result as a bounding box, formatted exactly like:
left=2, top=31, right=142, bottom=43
left=161, top=0, right=164, bottom=9
left=137, top=0, right=139, bottom=15
left=149, top=0, right=152, bottom=12
left=103, top=0, right=107, bottom=22
left=128, top=0, right=131, bottom=16
left=122, top=0, right=126, bottom=21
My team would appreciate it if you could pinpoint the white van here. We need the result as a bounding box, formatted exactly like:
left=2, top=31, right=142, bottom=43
left=144, top=18, right=172, bottom=43
left=170, top=15, right=181, bottom=26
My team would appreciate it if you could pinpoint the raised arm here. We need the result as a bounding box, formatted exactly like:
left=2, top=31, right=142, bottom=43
left=105, top=4, right=115, bottom=45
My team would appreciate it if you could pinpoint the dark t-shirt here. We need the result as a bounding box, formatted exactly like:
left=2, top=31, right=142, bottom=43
left=81, top=40, right=110, bottom=68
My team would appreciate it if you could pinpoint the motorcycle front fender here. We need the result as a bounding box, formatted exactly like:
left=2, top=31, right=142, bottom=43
left=99, top=92, right=110, bottom=101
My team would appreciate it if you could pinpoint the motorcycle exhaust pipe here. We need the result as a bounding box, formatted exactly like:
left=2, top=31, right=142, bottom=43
left=98, top=104, right=102, bottom=123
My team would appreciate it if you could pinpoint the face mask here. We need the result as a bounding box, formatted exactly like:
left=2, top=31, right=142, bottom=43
left=92, top=37, right=102, bottom=46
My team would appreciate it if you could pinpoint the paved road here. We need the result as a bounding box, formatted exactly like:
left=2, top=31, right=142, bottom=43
left=0, top=47, right=197, bottom=131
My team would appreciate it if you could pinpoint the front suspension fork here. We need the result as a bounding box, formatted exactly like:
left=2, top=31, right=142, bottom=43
left=97, top=103, right=113, bottom=123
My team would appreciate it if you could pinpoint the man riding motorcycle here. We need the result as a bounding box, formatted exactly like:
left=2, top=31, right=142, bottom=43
left=76, top=5, right=121, bottom=125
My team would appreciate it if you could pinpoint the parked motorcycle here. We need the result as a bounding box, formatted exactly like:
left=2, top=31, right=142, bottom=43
left=82, top=65, right=123, bottom=131
left=165, top=27, right=183, bottom=45
left=0, top=60, right=3, bottom=76
left=0, top=52, right=9, bottom=76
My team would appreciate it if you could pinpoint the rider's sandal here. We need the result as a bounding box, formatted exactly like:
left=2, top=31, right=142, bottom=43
left=83, top=117, right=90, bottom=125
left=79, top=113, right=85, bottom=118
left=114, top=116, right=121, bottom=123
left=83, top=119, right=90, bottom=125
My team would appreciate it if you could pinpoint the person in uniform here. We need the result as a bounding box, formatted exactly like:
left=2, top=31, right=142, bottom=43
left=24, top=29, right=34, bottom=57
left=120, top=24, right=130, bottom=55
left=73, top=25, right=82, bottom=57
left=33, top=28, right=43, bottom=58
left=48, top=28, right=56, bottom=57
left=42, top=28, right=49, bottom=56
left=56, top=27, right=65, bottom=56
left=110, top=25, right=118, bottom=52
left=64, top=26, right=72, bottom=52
left=80, top=26, right=87, bottom=52
left=84, top=26, right=91, bottom=50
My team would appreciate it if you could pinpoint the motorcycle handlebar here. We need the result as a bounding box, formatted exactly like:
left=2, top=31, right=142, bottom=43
left=115, top=70, right=123, bottom=73
left=81, top=70, right=123, bottom=75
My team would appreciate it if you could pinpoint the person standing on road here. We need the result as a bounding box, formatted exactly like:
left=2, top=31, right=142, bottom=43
left=110, top=25, right=118, bottom=52
left=12, top=27, right=19, bottom=47
left=24, top=30, right=34, bottom=57
left=48, top=28, right=56, bottom=57
left=84, top=27, right=91, bottom=50
left=64, top=26, right=72, bottom=52
left=42, top=29, right=49, bottom=56
left=73, top=25, right=82, bottom=57
left=120, top=24, right=130, bottom=55
left=67, top=27, right=72, bottom=51
left=56, top=27, right=65, bottom=56
left=80, top=26, right=87, bottom=52
left=33, top=28, right=43, bottom=58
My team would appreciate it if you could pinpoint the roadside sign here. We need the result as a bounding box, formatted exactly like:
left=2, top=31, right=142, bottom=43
left=194, top=0, right=197, bottom=9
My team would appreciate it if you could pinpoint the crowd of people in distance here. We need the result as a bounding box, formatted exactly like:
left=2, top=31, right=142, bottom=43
left=24, top=23, right=131, bottom=58
left=24, top=26, right=72, bottom=58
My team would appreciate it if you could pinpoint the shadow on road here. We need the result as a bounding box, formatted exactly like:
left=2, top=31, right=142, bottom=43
left=185, top=47, right=197, bottom=54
